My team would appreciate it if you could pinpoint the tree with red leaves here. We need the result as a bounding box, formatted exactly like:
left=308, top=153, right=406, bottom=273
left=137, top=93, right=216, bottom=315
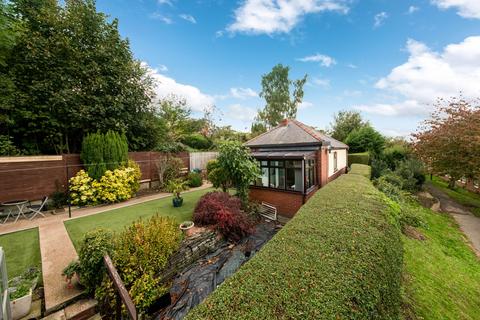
left=413, top=97, right=480, bottom=188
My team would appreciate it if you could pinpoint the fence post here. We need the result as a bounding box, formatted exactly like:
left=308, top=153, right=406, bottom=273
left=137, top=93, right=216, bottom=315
left=0, top=248, right=12, bottom=320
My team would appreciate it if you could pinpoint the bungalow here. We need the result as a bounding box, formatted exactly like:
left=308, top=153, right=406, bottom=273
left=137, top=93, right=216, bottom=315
left=245, top=119, right=348, bottom=218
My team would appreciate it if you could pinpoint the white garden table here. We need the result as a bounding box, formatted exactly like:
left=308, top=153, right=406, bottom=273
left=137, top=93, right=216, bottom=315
left=1, top=200, right=29, bottom=224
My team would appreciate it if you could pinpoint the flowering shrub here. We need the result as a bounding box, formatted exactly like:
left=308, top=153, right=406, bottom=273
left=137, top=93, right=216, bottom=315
left=69, top=160, right=141, bottom=206
left=194, top=192, right=253, bottom=242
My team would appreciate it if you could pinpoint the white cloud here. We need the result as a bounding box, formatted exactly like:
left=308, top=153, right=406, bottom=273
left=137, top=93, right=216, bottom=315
left=179, top=14, right=197, bottom=24
left=356, top=36, right=480, bottom=116
left=143, top=63, right=215, bottom=112
left=230, top=87, right=258, bottom=99
left=158, top=64, right=168, bottom=72
left=150, top=13, right=173, bottom=24
left=227, top=0, right=349, bottom=35
left=312, top=77, right=331, bottom=88
left=343, top=89, right=362, bottom=97
left=347, top=63, right=358, bottom=69
left=298, top=101, right=314, bottom=109
left=215, top=30, right=224, bottom=38
left=297, top=53, right=336, bottom=67
left=227, top=104, right=258, bottom=122
left=431, top=0, right=480, bottom=19
left=374, top=12, right=388, bottom=28
left=158, top=0, right=173, bottom=6
left=408, top=5, right=420, bottom=14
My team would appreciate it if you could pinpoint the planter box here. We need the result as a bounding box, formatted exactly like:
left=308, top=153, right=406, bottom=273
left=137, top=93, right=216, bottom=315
left=10, top=289, right=32, bottom=320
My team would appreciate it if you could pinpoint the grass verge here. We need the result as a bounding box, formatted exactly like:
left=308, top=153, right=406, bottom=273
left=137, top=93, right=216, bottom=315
left=429, top=176, right=480, bottom=217
left=0, top=228, right=41, bottom=278
left=402, top=202, right=480, bottom=319
left=65, top=187, right=214, bottom=250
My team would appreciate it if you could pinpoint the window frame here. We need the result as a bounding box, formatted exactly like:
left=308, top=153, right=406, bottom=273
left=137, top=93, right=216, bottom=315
left=333, top=151, right=338, bottom=172
left=253, top=158, right=316, bottom=194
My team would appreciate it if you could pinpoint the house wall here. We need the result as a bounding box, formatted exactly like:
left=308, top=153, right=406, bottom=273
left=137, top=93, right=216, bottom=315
left=249, top=188, right=304, bottom=218
left=317, top=147, right=329, bottom=187
left=328, top=149, right=347, bottom=177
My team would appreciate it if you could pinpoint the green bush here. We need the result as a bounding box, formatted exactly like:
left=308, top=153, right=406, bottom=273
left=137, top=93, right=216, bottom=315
left=394, top=159, right=425, bottom=192
left=206, top=159, right=231, bottom=192
left=375, top=176, right=405, bottom=202
left=103, top=131, right=128, bottom=171
left=187, top=174, right=403, bottom=320
left=81, top=131, right=128, bottom=179
left=187, top=172, right=203, bottom=187
left=345, top=125, right=386, bottom=155
left=77, top=228, right=115, bottom=294
left=350, top=163, right=371, bottom=179
left=182, top=134, right=213, bottom=150
left=81, top=132, right=106, bottom=180
left=0, top=135, right=21, bottom=156
left=95, top=216, right=182, bottom=313
left=348, top=152, right=370, bottom=166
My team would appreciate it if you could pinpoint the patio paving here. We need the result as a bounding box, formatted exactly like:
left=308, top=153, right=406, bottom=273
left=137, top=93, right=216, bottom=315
left=0, top=184, right=213, bottom=312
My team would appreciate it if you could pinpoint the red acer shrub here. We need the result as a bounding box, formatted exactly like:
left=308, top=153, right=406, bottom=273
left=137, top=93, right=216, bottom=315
left=194, top=192, right=253, bottom=242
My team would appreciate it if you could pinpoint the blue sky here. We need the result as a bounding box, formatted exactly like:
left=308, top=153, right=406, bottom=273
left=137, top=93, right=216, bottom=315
left=96, top=0, right=480, bottom=136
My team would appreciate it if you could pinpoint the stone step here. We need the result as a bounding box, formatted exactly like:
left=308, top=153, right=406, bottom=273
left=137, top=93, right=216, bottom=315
left=41, top=299, right=97, bottom=320
left=86, top=314, right=102, bottom=320
left=64, top=299, right=98, bottom=320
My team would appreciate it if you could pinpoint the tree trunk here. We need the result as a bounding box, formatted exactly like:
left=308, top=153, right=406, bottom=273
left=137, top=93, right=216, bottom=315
left=448, top=177, right=456, bottom=189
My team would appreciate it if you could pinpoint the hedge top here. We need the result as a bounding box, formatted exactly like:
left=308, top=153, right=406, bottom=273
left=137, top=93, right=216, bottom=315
left=350, top=163, right=372, bottom=179
left=186, top=173, right=403, bottom=320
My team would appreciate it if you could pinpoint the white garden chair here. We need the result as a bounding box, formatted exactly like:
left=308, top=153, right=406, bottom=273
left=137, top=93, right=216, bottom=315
left=27, top=196, right=48, bottom=220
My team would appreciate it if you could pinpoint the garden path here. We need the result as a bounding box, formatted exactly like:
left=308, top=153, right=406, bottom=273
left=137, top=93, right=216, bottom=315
left=40, top=219, right=82, bottom=313
left=426, top=184, right=480, bottom=256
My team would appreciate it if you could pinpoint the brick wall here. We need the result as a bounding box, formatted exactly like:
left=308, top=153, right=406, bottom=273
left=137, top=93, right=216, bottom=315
left=249, top=188, right=305, bottom=218
left=317, top=147, right=329, bottom=187
left=0, top=152, right=190, bottom=203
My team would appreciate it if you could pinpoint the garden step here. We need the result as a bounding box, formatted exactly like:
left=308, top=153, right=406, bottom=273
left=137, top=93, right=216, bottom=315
left=86, top=313, right=102, bottom=320
left=64, top=299, right=98, bottom=320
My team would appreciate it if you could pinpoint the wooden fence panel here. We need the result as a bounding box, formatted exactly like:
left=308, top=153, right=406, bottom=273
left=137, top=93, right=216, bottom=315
left=0, top=151, right=191, bottom=203
left=189, top=152, right=218, bottom=171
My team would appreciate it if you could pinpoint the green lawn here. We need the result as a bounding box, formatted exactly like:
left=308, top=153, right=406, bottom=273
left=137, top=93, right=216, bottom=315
left=429, top=176, right=480, bottom=217
left=402, top=203, right=480, bottom=319
left=65, top=187, right=214, bottom=250
left=0, top=228, right=41, bottom=278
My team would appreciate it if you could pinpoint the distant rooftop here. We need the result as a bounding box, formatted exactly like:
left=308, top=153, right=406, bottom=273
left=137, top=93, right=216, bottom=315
left=245, top=119, right=348, bottom=149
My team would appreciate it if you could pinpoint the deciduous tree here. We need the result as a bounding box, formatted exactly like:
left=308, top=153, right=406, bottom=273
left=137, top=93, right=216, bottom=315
left=330, top=110, right=369, bottom=142
left=413, top=98, right=480, bottom=188
left=256, top=64, right=307, bottom=128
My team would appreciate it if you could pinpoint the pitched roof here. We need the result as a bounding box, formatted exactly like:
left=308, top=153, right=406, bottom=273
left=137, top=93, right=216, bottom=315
left=245, top=119, right=348, bottom=149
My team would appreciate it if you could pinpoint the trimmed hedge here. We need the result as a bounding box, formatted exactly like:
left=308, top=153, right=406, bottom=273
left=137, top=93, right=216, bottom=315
left=350, top=163, right=372, bottom=179
left=348, top=152, right=370, bottom=166
left=186, top=173, right=403, bottom=320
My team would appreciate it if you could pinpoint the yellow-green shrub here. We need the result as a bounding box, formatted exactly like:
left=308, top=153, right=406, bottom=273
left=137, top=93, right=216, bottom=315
left=69, top=160, right=141, bottom=206
left=95, top=215, right=182, bottom=314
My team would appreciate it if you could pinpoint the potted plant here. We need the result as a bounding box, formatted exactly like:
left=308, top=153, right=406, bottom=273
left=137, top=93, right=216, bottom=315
left=166, top=179, right=189, bottom=207
left=179, top=221, right=195, bottom=236
left=8, top=267, right=39, bottom=320
left=62, top=261, right=81, bottom=288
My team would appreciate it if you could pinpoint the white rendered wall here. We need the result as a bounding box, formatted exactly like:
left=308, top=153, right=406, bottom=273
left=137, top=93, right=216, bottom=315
left=328, top=149, right=347, bottom=177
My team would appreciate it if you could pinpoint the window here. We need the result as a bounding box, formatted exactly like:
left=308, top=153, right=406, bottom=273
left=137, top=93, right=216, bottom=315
left=305, top=159, right=316, bottom=190
left=333, top=151, right=338, bottom=172
left=286, top=160, right=303, bottom=192
left=254, top=159, right=304, bottom=192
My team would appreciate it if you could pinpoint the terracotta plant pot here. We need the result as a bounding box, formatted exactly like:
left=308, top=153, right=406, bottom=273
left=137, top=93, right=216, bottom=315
left=180, top=221, right=195, bottom=236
